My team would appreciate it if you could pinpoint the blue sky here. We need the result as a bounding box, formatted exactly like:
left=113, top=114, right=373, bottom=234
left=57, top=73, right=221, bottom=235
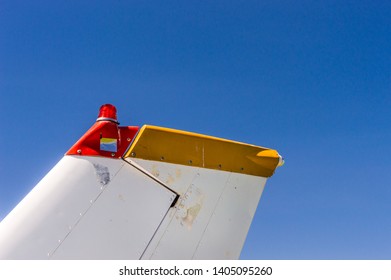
left=1, top=1, right=391, bottom=259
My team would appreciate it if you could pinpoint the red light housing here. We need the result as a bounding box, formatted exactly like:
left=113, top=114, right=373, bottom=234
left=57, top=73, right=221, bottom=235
left=97, top=104, right=118, bottom=123
left=66, top=104, right=139, bottom=158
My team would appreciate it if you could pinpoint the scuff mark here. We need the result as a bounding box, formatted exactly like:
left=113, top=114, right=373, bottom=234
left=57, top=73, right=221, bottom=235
left=166, top=168, right=182, bottom=186
left=178, top=186, right=205, bottom=230
left=93, top=163, right=110, bottom=186
left=151, top=164, right=160, bottom=178
left=166, top=174, right=174, bottom=185
left=181, top=203, right=201, bottom=230
left=175, top=168, right=181, bottom=178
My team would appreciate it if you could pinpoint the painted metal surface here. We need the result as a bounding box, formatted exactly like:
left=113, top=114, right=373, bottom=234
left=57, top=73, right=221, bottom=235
left=125, top=125, right=283, bottom=177
left=0, top=104, right=283, bottom=259
left=0, top=156, right=177, bottom=259
left=128, top=158, right=267, bottom=260
left=66, top=104, right=139, bottom=158
left=192, top=172, right=266, bottom=259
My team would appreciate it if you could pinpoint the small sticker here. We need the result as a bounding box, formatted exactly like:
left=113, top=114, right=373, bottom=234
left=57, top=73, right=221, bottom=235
left=100, top=138, right=117, bottom=152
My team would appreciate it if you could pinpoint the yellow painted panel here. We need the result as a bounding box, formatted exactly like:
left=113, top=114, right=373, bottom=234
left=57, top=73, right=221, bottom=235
left=124, top=125, right=282, bottom=177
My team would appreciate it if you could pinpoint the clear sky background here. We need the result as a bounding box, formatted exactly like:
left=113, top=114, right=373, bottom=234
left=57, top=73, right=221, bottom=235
left=1, top=1, right=390, bottom=259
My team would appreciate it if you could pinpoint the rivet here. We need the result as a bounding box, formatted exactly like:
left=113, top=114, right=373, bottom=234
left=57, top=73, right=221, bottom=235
left=160, top=156, right=165, bottom=161
left=218, top=164, right=222, bottom=169
left=189, top=160, right=193, bottom=165
left=131, top=152, right=136, bottom=157
left=127, top=138, right=131, bottom=142
left=111, top=153, right=115, bottom=157
left=77, top=149, right=82, bottom=154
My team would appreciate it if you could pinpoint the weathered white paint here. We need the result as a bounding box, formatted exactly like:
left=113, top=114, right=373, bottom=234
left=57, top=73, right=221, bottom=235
left=129, top=158, right=267, bottom=260
left=0, top=155, right=268, bottom=260
left=0, top=156, right=177, bottom=259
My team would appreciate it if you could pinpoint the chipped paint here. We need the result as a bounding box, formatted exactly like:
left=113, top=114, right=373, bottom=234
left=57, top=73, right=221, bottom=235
left=177, top=185, right=205, bottom=230
left=181, top=203, right=201, bottom=230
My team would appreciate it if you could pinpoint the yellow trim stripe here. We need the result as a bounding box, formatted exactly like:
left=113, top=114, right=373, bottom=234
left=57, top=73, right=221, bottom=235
left=124, top=125, right=282, bottom=177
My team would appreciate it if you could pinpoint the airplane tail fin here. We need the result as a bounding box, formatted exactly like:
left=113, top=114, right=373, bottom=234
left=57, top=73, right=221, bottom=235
left=0, top=105, right=283, bottom=259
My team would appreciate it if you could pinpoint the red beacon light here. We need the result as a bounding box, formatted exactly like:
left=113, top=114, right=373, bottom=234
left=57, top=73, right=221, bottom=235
left=96, top=104, right=119, bottom=123
left=66, top=104, right=139, bottom=158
